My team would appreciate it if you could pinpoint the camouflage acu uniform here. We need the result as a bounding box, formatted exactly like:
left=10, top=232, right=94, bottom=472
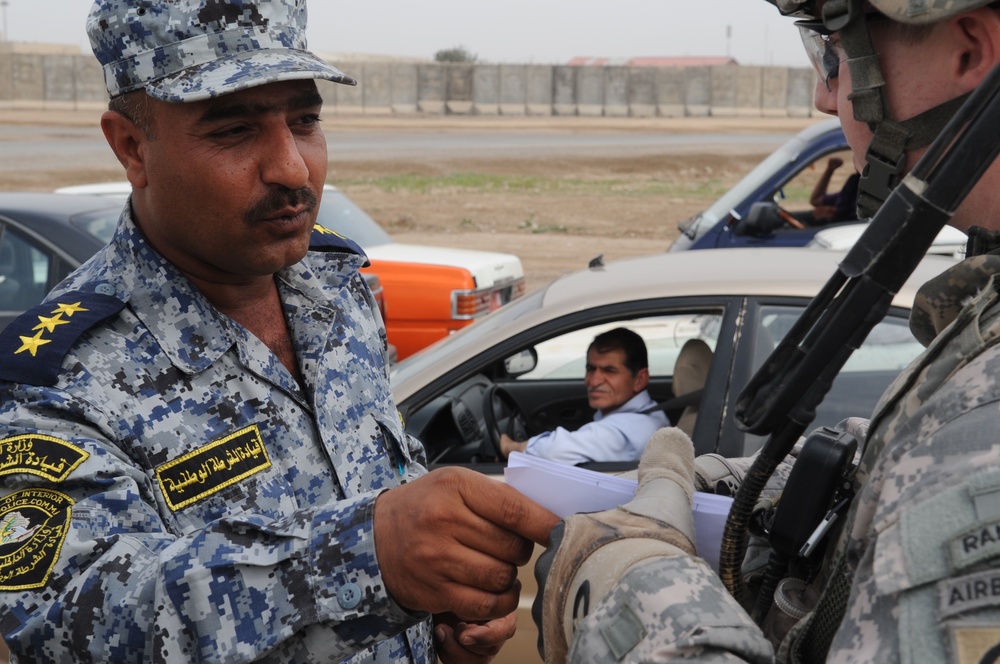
left=0, top=205, right=433, bottom=663
left=567, top=246, right=1000, bottom=663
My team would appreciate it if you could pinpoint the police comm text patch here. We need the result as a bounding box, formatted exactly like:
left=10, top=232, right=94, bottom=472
left=0, top=488, right=74, bottom=591
left=156, top=425, right=272, bottom=512
left=0, top=435, right=89, bottom=482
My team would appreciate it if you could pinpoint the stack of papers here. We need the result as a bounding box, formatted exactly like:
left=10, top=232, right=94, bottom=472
left=505, top=451, right=734, bottom=573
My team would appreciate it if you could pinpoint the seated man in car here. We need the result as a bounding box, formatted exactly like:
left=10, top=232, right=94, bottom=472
left=499, top=327, right=669, bottom=465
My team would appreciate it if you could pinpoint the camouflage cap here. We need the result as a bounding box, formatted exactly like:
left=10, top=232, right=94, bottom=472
left=768, top=0, right=996, bottom=24
left=87, top=0, right=356, bottom=102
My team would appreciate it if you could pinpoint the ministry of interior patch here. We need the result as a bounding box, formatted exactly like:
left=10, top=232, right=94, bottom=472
left=156, top=425, right=272, bottom=512
left=0, top=488, right=74, bottom=591
left=0, top=434, right=89, bottom=482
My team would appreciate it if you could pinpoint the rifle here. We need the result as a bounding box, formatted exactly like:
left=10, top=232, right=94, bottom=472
left=720, top=63, right=1000, bottom=606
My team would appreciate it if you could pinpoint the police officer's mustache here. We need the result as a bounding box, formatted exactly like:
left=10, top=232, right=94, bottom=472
left=245, top=187, right=318, bottom=223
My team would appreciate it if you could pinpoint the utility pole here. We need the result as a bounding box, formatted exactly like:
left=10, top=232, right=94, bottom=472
left=726, top=25, right=732, bottom=59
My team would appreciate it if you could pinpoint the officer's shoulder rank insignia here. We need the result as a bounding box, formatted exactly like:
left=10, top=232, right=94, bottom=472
left=0, top=292, right=125, bottom=386
left=310, top=224, right=367, bottom=259
left=155, top=425, right=272, bottom=512
left=0, top=488, right=74, bottom=591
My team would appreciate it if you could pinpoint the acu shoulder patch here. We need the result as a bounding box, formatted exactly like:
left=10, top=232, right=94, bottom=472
left=0, top=292, right=125, bottom=386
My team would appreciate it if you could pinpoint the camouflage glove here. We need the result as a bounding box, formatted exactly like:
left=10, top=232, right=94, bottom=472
left=531, top=428, right=697, bottom=663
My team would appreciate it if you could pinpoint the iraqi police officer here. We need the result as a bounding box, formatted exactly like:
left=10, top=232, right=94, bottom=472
left=533, top=1, right=1000, bottom=662
left=0, top=1, right=559, bottom=662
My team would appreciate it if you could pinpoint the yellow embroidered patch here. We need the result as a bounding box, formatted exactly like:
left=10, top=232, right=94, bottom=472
left=951, top=625, right=1000, bottom=663
left=0, top=488, right=74, bottom=591
left=155, top=425, right=272, bottom=512
left=0, top=434, right=89, bottom=482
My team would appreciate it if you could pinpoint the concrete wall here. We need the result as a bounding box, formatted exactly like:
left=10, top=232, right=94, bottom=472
left=0, top=48, right=821, bottom=117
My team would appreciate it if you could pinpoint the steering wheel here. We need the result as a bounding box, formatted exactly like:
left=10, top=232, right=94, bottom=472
left=480, top=384, right=529, bottom=460
left=773, top=204, right=806, bottom=230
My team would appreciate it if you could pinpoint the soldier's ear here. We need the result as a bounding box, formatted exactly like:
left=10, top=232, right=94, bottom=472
left=951, top=8, right=1000, bottom=90
left=100, top=110, right=149, bottom=190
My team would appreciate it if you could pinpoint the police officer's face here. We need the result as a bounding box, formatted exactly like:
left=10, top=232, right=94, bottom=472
left=584, top=348, right=649, bottom=415
left=128, top=80, right=328, bottom=285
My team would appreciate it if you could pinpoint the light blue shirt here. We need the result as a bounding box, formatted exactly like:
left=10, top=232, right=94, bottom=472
left=524, top=390, right=669, bottom=465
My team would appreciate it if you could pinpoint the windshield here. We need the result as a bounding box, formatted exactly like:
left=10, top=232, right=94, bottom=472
left=317, top=190, right=393, bottom=248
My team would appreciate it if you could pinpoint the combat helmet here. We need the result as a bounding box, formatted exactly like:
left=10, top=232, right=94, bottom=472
left=765, top=0, right=996, bottom=217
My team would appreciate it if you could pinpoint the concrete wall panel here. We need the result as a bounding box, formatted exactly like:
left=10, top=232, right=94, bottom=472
left=499, top=64, right=526, bottom=115
left=525, top=65, right=553, bottom=116
left=473, top=64, right=500, bottom=115
left=552, top=66, right=577, bottom=116
left=655, top=67, right=686, bottom=117
left=787, top=67, right=817, bottom=116
left=576, top=67, right=604, bottom=117
left=734, top=66, right=764, bottom=117
left=709, top=66, right=739, bottom=116
left=627, top=67, right=656, bottom=117
left=361, top=62, right=393, bottom=114
left=603, top=66, right=629, bottom=117
left=445, top=63, right=474, bottom=115
left=390, top=62, right=419, bottom=114
left=331, top=61, right=364, bottom=114
left=417, top=63, right=445, bottom=114
left=761, top=67, right=789, bottom=117
left=12, top=55, right=44, bottom=102
left=684, top=66, right=711, bottom=116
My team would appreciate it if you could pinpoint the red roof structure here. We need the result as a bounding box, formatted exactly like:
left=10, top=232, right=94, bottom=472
left=567, top=56, right=738, bottom=67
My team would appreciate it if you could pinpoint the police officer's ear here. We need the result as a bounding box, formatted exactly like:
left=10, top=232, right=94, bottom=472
left=100, top=102, right=151, bottom=190
left=633, top=367, right=650, bottom=393
left=950, top=7, right=1000, bottom=89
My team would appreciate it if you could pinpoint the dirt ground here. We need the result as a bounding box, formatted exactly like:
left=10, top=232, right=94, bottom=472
left=0, top=109, right=823, bottom=292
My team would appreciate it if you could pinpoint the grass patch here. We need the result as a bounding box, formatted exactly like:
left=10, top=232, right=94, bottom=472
left=335, top=172, right=732, bottom=198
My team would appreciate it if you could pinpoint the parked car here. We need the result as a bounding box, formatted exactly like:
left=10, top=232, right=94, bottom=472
left=55, top=183, right=527, bottom=360
left=669, top=119, right=967, bottom=255
left=0, top=193, right=391, bottom=362
left=391, top=247, right=953, bottom=467
left=390, top=246, right=953, bottom=664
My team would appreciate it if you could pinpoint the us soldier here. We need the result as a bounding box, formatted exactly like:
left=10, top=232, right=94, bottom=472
left=0, top=1, right=558, bottom=662
left=533, top=1, right=1000, bottom=662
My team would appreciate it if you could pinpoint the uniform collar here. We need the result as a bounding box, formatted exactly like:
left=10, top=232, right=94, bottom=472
left=910, top=253, right=1000, bottom=346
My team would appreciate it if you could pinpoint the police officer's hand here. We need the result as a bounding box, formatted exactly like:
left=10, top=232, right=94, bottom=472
left=532, top=427, right=698, bottom=662
left=374, top=467, right=559, bottom=621
left=434, top=611, right=515, bottom=663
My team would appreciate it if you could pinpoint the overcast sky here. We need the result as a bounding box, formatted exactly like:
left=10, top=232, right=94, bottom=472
left=0, top=1, right=811, bottom=68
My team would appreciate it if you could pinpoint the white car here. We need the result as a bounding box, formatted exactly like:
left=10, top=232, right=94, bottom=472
left=55, top=182, right=526, bottom=360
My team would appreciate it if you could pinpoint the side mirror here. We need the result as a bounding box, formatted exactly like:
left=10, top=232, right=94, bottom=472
left=503, top=348, right=538, bottom=377
left=735, top=202, right=785, bottom=237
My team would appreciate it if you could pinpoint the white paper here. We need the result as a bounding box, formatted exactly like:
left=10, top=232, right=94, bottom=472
left=505, top=451, right=734, bottom=572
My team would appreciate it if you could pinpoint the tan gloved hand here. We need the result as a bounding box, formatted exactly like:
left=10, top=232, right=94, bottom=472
left=531, top=428, right=697, bottom=663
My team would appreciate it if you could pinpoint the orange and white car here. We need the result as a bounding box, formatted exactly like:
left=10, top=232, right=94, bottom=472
left=55, top=183, right=526, bottom=361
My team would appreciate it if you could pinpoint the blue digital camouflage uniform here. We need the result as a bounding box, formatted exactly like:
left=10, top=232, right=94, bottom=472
left=0, top=203, right=433, bottom=663
left=566, top=249, right=1000, bottom=662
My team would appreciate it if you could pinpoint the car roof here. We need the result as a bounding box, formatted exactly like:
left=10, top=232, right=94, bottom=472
left=0, top=191, right=124, bottom=217
left=541, top=247, right=948, bottom=315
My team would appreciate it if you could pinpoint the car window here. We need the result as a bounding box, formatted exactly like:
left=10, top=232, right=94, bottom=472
left=0, top=227, right=56, bottom=312
left=516, top=313, right=723, bottom=381
left=773, top=148, right=855, bottom=216
left=740, top=304, right=924, bottom=454
left=315, top=190, right=393, bottom=248
left=71, top=208, right=122, bottom=245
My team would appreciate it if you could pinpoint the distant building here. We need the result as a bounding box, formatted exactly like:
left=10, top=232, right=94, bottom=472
left=567, top=56, right=739, bottom=67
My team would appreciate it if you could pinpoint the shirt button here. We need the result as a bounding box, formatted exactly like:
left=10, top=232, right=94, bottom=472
left=337, top=582, right=362, bottom=610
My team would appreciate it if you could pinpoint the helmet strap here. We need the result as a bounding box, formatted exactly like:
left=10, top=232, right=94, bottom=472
left=824, top=0, right=971, bottom=217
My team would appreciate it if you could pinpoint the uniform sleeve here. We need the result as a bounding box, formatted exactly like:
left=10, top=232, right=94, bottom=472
left=525, top=421, right=630, bottom=465
left=0, top=384, right=425, bottom=664
left=568, top=556, right=774, bottom=663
